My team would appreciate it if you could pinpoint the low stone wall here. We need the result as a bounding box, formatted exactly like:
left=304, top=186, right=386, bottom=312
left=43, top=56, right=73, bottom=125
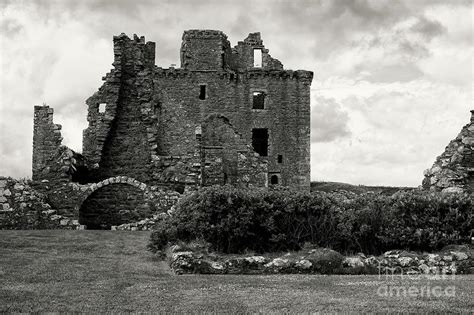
left=0, top=176, right=180, bottom=230
left=341, top=247, right=473, bottom=275
left=0, top=177, right=82, bottom=229
left=166, top=244, right=473, bottom=275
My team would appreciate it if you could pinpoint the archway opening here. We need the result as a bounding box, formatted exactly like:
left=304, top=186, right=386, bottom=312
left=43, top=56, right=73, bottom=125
left=79, top=183, right=151, bottom=230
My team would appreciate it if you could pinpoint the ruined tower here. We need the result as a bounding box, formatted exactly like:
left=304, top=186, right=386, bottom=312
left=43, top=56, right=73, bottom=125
left=31, top=30, right=313, bottom=229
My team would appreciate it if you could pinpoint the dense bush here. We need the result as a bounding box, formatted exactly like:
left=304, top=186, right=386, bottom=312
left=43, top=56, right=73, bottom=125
left=149, top=186, right=473, bottom=255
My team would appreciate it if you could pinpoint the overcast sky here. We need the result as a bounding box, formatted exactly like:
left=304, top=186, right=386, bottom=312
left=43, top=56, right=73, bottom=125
left=0, top=0, right=472, bottom=186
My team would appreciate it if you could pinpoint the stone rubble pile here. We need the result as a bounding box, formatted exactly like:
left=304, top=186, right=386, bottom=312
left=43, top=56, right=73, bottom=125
left=112, top=212, right=169, bottom=231
left=166, top=244, right=473, bottom=275
left=342, top=247, right=472, bottom=275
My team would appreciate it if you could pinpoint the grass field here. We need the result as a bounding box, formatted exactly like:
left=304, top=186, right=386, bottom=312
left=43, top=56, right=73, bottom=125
left=0, top=231, right=472, bottom=312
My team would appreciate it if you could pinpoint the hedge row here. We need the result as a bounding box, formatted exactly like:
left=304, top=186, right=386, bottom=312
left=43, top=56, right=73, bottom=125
left=149, top=186, right=473, bottom=255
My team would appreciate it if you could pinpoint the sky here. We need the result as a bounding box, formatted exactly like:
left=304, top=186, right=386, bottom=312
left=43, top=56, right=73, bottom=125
left=0, top=0, right=472, bottom=186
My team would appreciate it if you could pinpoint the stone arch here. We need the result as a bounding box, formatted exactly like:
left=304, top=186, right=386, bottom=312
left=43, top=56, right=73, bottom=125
left=79, top=176, right=152, bottom=229
left=81, top=176, right=150, bottom=201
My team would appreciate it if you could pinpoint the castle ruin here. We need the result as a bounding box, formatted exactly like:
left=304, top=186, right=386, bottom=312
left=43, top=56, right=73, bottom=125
left=31, top=30, right=313, bottom=229
left=423, top=110, right=474, bottom=193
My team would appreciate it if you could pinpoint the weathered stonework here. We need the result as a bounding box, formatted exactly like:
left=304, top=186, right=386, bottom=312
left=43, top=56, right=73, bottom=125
left=26, top=30, right=312, bottom=230
left=423, top=110, right=474, bottom=193
left=166, top=244, right=473, bottom=275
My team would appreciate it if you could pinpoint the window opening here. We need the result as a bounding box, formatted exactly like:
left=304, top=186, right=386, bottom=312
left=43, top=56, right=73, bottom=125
left=252, top=128, right=268, bottom=156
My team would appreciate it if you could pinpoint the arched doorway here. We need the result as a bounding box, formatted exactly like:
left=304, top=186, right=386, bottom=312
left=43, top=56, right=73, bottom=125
left=79, top=183, right=151, bottom=229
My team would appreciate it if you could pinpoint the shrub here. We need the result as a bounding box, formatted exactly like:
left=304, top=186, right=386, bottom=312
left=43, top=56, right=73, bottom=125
left=379, top=191, right=473, bottom=251
left=149, top=186, right=473, bottom=255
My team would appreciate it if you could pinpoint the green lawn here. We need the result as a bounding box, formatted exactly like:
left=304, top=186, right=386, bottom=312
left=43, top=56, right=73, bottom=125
left=0, top=231, right=472, bottom=312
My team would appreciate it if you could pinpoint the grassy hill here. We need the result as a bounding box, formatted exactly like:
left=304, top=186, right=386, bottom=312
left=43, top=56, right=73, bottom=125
left=311, top=181, right=416, bottom=195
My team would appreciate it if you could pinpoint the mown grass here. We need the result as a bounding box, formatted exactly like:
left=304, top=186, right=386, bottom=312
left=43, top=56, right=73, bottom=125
left=0, top=230, right=472, bottom=312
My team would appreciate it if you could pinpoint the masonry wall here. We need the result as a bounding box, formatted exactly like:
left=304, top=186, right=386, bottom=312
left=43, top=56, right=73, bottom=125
left=154, top=69, right=312, bottom=188
left=423, top=110, right=474, bottom=193
left=32, top=106, right=64, bottom=182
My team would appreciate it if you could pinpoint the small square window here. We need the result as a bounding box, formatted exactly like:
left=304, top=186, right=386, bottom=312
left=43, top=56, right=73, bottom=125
left=98, top=103, right=106, bottom=113
left=252, top=92, right=265, bottom=109
left=278, top=155, right=283, bottom=163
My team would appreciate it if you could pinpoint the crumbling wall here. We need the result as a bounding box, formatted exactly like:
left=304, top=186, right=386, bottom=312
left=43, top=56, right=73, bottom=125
left=0, top=177, right=82, bottom=229
left=32, top=106, right=66, bottom=182
left=423, top=110, right=474, bottom=193
left=84, top=34, right=157, bottom=183
left=180, top=30, right=232, bottom=70
left=231, top=32, right=283, bottom=71
left=32, top=105, right=90, bottom=213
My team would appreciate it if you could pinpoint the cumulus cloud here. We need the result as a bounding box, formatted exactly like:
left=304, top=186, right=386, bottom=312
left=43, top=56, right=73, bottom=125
left=312, top=79, right=471, bottom=186
left=0, top=0, right=472, bottom=187
left=311, top=96, right=351, bottom=142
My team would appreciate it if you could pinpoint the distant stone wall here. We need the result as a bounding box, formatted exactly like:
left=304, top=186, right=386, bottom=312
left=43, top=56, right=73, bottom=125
left=423, top=110, right=474, bottom=193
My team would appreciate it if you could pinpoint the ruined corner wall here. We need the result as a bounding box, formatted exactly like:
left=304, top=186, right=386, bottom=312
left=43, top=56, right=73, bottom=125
left=83, top=34, right=157, bottom=184
left=32, top=105, right=90, bottom=214
left=423, top=110, right=474, bottom=193
left=32, top=105, right=65, bottom=182
left=231, top=32, right=283, bottom=71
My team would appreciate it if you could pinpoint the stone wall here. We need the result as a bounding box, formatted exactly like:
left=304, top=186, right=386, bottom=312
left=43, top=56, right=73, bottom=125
left=201, top=114, right=267, bottom=187
left=32, top=106, right=67, bottom=183
left=83, top=31, right=312, bottom=190
left=423, top=110, right=474, bottom=193
left=231, top=32, right=283, bottom=71
left=166, top=243, right=473, bottom=275
left=0, top=173, right=182, bottom=230
left=154, top=62, right=312, bottom=188
left=0, top=177, right=81, bottom=229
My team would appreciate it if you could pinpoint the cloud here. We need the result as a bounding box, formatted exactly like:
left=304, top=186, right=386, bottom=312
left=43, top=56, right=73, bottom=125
left=410, top=15, right=446, bottom=39
left=311, top=96, right=351, bottom=142
left=312, top=79, right=471, bottom=186
left=0, top=0, right=472, bottom=188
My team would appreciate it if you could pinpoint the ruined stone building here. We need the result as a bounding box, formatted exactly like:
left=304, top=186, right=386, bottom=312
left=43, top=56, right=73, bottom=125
left=31, top=30, right=313, bottom=229
left=423, top=110, right=474, bottom=193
